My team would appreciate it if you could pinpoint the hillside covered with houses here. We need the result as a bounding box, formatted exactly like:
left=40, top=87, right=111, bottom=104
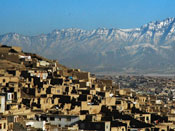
left=0, top=44, right=175, bottom=130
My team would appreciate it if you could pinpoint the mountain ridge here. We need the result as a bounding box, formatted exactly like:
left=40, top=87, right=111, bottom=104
left=1, top=17, right=175, bottom=74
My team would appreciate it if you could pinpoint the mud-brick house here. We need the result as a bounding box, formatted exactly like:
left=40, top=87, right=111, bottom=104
left=110, top=121, right=127, bottom=131
left=155, top=122, right=175, bottom=131
left=72, top=71, right=90, bottom=81
left=34, top=114, right=79, bottom=128
left=0, top=76, right=10, bottom=86
left=78, top=121, right=111, bottom=131
left=0, top=94, right=6, bottom=113
left=134, top=113, right=151, bottom=124
left=0, top=117, right=8, bottom=131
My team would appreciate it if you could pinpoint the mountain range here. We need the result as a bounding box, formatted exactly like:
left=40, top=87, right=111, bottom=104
left=1, top=17, right=175, bottom=74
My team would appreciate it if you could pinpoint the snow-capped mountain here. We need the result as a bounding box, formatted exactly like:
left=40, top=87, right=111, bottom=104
left=1, top=17, right=175, bottom=74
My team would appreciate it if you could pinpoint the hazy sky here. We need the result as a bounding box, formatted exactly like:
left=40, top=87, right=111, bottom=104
left=0, top=0, right=175, bottom=35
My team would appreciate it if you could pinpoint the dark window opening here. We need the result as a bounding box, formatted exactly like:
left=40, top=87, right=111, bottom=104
left=50, top=117, right=55, bottom=121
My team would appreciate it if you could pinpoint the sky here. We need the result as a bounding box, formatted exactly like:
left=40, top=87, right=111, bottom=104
left=0, top=0, right=175, bottom=35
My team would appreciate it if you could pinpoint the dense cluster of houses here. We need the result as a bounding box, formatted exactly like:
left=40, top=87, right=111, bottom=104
left=0, top=44, right=175, bottom=131
left=104, top=75, right=175, bottom=112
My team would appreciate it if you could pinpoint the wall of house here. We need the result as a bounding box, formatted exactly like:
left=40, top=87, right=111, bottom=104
left=0, top=95, right=5, bottom=113
left=26, top=121, right=45, bottom=130
left=47, top=116, right=79, bottom=127
left=0, top=119, right=8, bottom=131
left=111, top=126, right=126, bottom=131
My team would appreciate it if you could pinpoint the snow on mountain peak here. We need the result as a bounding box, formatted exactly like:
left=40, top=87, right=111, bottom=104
left=1, top=17, right=175, bottom=73
left=141, top=17, right=175, bottom=31
left=120, top=28, right=140, bottom=32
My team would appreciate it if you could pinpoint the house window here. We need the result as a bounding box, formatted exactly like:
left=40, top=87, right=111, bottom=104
left=67, top=118, right=71, bottom=121
left=80, top=123, right=85, bottom=128
left=146, top=116, right=149, bottom=121
left=15, top=117, right=18, bottom=122
left=140, top=117, right=145, bottom=121
left=50, top=117, right=55, bottom=121
left=8, top=94, right=11, bottom=100
left=57, top=90, right=60, bottom=93
left=0, top=123, right=2, bottom=129
left=4, top=123, right=6, bottom=129
left=116, top=101, right=121, bottom=104
left=3, top=79, right=5, bottom=83
left=96, top=124, right=101, bottom=129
